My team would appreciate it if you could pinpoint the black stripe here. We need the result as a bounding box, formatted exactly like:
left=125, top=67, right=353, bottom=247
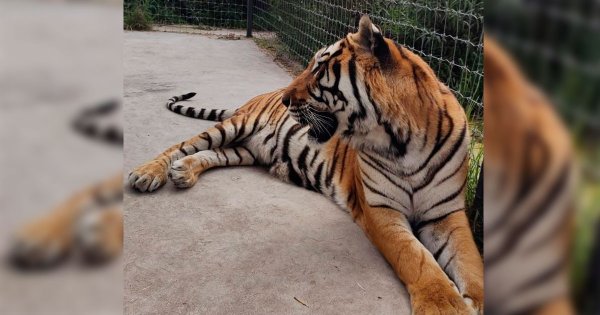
left=281, top=124, right=303, bottom=163
left=263, top=131, right=276, bottom=144
left=198, top=108, right=206, bottom=118
left=215, top=124, right=227, bottom=145
left=223, top=150, right=230, bottom=166
left=338, top=144, right=349, bottom=181
left=203, top=134, right=213, bottom=149
left=232, top=147, right=242, bottom=162
left=368, top=203, right=405, bottom=213
left=232, top=118, right=247, bottom=144
left=414, top=122, right=467, bottom=192
left=413, top=208, right=463, bottom=232
left=360, top=154, right=411, bottom=196
left=185, top=107, right=195, bottom=117
left=310, top=149, right=320, bottom=167
left=174, top=105, right=183, bottom=114
left=443, top=253, right=455, bottom=271
left=421, top=107, right=431, bottom=151
left=272, top=115, right=291, bottom=149
left=433, top=227, right=459, bottom=261
left=423, top=179, right=466, bottom=213
left=433, top=240, right=449, bottom=261
left=239, top=146, right=256, bottom=162
left=407, top=107, right=453, bottom=176
left=383, top=122, right=407, bottom=157
left=487, top=161, right=571, bottom=266
left=178, top=142, right=187, bottom=155
left=207, top=109, right=217, bottom=121
left=365, top=84, right=382, bottom=123
left=297, top=147, right=310, bottom=171
left=514, top=254, right=567, bottom=294
left=348, top=57, right=367, bottom=119
left=490, top=132, right=551, bottom=234
left=313, top=161, right=325, bottom=193
left=325, top=141, right=341, bottom=188
left=436, top=154, right=468, bottom=189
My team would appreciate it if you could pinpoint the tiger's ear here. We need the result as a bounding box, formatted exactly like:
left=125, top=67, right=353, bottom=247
left=356, top=15, right=390, bottom=63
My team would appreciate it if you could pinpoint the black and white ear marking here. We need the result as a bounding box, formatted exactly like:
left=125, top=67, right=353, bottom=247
left=356, top=15, right=375, bottom=48
left=371, top=24, right=381, bottom=34
left=356, top=15, right=391, bottom=65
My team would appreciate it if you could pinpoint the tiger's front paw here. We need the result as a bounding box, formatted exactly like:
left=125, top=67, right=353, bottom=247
left=463, top=295, right=483, bottom=315
left=462, top=284, right=484, bottom=315
left=8, top=215, right=72, bottom=269
left=410, top=281, right=470, bottom=315
left=169, top=156, right=200, bottom=188
left=128, top=160, right=168, bottom=192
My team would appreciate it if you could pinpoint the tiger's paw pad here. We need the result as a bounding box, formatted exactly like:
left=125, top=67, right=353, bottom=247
left=169, top=157, right=199, bottom=188
left=411, top=282, right=470, bottom=315
left=128, top=160, right=168, bottom=192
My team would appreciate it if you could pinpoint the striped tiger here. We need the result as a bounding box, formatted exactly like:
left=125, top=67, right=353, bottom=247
left=129, top=16, right=483, bottom=314
left=484, top=36, right=576, bottom=315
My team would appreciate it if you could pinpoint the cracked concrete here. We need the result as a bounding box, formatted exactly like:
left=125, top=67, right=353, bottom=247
left=124, top=31, right=410, bottom=314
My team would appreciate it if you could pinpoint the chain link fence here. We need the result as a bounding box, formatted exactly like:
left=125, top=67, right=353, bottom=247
left=487, top=0, right=599, bottom=138
left=125, top=0, right=248, bottom=30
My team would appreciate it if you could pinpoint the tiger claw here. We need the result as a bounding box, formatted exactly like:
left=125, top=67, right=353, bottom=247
left=129, top=160, right=168, bottom=192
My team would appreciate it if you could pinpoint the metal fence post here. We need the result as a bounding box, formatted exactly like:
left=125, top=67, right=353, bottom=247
left=246, top=0, right=254, bottom=37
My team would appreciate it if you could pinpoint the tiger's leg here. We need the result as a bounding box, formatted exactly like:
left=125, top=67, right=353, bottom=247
left=129, top=114, right=256, bottom=192
left=415, top=210, right=484, bottom=314
left=9, top=173, right=122, bottom=268
left=356, top=206, right=470, bottom=314
left=169, top=147, right=257, bottom=188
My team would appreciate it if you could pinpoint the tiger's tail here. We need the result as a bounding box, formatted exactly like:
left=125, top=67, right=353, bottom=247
left=166, top=92, right=236, bottom=122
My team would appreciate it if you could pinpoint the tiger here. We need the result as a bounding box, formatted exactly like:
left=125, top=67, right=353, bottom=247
left=129, top=16, right=483, bottom=314
left=483, top=36, right=576, bottom=315
left=8, top=100, right=124, bottom=268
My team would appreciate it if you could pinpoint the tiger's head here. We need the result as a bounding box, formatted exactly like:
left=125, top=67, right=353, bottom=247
left=282, top=15, right=442, bottom=154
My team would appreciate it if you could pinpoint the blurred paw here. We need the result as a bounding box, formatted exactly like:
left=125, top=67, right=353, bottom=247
left=8, top=216, right=72, bottom=269
left=128, top=160, right=168, bottom=192
left=76, top=208, right=123, bottom=265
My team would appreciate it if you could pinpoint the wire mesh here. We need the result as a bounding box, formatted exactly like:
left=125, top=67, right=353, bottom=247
left=125, top=0, right=248, bottom=31
left=253, top=0, right=484, bottom=123
left=487, top=0, right=600, bottom=136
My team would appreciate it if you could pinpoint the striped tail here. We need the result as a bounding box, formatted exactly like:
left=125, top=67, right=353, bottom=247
left=72, top=99, right=123, bottom=146
left=166, top=92, right=235, bottom=122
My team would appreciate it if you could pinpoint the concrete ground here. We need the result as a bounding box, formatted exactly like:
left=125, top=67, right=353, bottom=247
left=124, top=31, right=410, bottom=314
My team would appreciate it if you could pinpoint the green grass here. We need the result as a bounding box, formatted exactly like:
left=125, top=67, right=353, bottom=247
left=124, top=2, right=153, bottom=31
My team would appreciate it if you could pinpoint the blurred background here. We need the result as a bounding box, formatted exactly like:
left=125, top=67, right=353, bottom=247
left=486, top=0, right=599, bottom=313
left=0, top=1, right=122, bottom=314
